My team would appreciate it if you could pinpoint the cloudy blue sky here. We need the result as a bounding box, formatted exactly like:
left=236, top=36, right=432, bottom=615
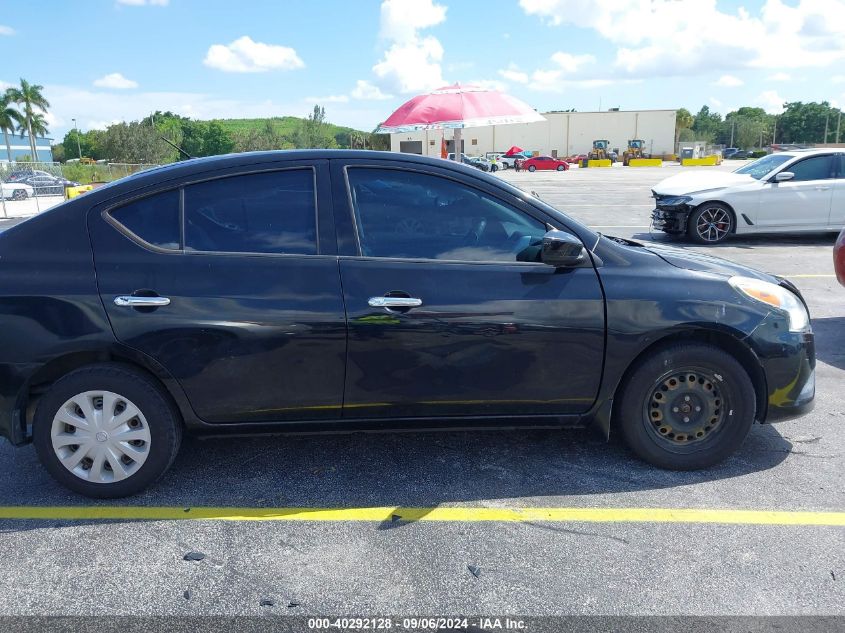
left=2, top=0, right=845, bottom=139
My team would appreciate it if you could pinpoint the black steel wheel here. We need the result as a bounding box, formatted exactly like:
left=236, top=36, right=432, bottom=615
left=617, top=343, right=756, bottom=470
left=688, top=203, right=733, bottom=244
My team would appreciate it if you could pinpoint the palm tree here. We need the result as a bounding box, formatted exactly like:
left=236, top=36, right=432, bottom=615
left=6, top=78, right=50, bottom=160
left=0, top=91, right=22, bottom=163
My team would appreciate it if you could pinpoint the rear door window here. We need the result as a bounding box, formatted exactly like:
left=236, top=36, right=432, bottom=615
left=109, top=189, right=181, bottom=250
left=184, top=169, right=317, bottom=255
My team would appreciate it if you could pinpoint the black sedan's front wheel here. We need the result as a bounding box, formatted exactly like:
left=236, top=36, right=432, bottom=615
left=617, top=343, right=756, bottom=470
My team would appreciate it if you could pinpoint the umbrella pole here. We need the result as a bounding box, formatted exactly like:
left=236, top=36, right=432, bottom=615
left=453, top=128, right=462, bottom=161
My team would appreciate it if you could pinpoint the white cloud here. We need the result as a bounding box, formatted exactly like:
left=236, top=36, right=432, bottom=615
left=379, top=0, right=446, bottom=42
left=305, top=94, right=349, bottom=104
left=498, top=64, right=529, bottom=84
left=0, top=25, right=14, bottom=36
left=468, top=79, right=508, bottom=92
left=757, top=90, right=787, bottom=114
left=372, top=0, right=447, bottom=94
left=116, top=0, right=168, bottom=5
left=768, top=72, right=791, bottom=81
left=550, top=52, right=595, bottom=73
left=520, top=0, right=845, bottom=78
left=714, top=74, right=744, bottom=87
left=204, top=36, right=304, bottom=73
left=350, top=80, right=393, bottom=100
left=709, top=96, right=723, bottom=108
left=93, top=72, right=139, bottom=89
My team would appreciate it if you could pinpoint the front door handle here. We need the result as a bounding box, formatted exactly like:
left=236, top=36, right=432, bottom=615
left=368, top=296, right=423, bottom=309
left=114, top=295, right=171, bottom=308
left=814, top=186, right=831, bottom=191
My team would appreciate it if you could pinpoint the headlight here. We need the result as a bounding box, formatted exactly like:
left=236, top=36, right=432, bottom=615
left=729, top=276, right=809, bottom=332
left=655, top=195, right=692, bottom=206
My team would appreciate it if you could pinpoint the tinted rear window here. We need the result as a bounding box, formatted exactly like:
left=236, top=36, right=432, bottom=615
left=184, top=169, right=317, bottom=255
left=110, top=189, right=181, bottom=249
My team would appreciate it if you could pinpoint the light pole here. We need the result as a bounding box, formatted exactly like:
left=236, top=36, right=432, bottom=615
left=72, top=118, right=82, bottom=160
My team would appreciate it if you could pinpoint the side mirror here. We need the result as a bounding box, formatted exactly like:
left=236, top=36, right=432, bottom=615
left=774, top=171, right=794, bottom=182
left=541, top=230, right=586, bottom=267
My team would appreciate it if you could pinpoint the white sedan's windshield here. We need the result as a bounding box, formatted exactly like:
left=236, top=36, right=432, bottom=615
left=734, top=154, right=793, bottom=179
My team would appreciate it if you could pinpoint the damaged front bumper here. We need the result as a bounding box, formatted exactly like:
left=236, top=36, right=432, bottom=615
left=651, top=193, right=693, bottom=233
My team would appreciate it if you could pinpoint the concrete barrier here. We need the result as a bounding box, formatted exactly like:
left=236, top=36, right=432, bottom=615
left=65, top=184, right=94, bottom=199
left=627, top=158, right=662, bottom=167
left=586, top=159, right=612, bottom=168
left=681, top=156, right=720, bottom=166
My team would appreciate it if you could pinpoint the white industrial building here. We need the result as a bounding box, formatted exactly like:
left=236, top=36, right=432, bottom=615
left=390, top=109, right=677, bottom=159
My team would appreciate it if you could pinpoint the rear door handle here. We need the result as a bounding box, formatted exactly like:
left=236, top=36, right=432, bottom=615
left=368, top=297, right=422, bottom=309
left=114, top=296, right=171, bottom=307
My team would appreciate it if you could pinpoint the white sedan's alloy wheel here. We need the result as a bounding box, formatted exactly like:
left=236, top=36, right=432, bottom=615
left=50, top=390, right=152, bottom=484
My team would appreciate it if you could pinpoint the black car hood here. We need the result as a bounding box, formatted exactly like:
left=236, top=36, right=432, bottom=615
left=640, top=241, right=776, bottom=282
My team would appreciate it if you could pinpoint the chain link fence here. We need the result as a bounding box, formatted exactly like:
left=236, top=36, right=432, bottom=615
left=0, top=161, right=159, bottom=220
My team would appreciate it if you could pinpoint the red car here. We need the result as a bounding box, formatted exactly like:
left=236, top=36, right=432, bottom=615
left=522, top=156, right=570, bottom=172
left=565, top=154, right=588, bottom=164
left=835, top=226, right=845, bottom=286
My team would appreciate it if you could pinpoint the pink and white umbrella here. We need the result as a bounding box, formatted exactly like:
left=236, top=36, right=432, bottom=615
left=376, top=83, right=545, bottom=161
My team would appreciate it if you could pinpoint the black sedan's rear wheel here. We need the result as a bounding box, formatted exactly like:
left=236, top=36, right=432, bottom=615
left=617, top=343, right=756, bottom=470
left=33, top=363, right=182, bottom=498
left=688, top=203, right=733, bottom=244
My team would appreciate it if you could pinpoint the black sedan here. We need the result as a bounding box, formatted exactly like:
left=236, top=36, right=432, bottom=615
left=0, top=150, right=815, bottom=497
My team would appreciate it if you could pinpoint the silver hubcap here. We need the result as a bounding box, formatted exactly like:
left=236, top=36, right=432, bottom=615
left=696, top=207, right=731, bottom=242
left=50, top=390, right=151, bottom=484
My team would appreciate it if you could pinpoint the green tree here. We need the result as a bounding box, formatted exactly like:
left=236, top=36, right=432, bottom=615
left=691, top=105, right=722, bottom=143
left=0, top=91, right=23, bottom=163
left=6, top=78, right=50, bottom=160
left=293, top=105, right=338, bottom=149
left=675, top=108, right=694, bottom=148
left=778, top=101, right=842, bottom=144
left=101, top=121, right=174, bottom=164
left=202, top=121, right=234, bottom=156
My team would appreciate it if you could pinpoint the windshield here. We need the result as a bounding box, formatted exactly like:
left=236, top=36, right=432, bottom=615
left=734, top=154, right=793, bottom=179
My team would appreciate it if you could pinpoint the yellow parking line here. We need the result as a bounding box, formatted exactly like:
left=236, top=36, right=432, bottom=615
left=0, top=506, right=843, bottom=526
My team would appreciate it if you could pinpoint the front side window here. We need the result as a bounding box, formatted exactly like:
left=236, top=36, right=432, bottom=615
left=346, top=167, right=548, bottom=262
left=110, top=189, right=181, bottom=250
left=184, top=169, right=317, bottom=255
left=787, top=155, right=834, bottom=182
left=734, top=154, right=791, bottom=179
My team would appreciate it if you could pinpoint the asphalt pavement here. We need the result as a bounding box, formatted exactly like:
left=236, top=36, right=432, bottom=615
left=0, top=162, right=842, bottom=623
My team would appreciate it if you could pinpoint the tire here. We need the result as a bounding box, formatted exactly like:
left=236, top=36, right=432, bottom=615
left=556, top=164, right=565, bottom=171
left=12, top=189, right=27, bottom=200
left=616, top=343, right=756, bottom=470
left=528, top=165, right=536, bottom=172
left=688, top=203, right=733, bottom=244
left=33, top=363, right=182, bottom=498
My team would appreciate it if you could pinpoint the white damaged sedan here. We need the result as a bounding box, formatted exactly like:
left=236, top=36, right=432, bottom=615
left=651, top=149, right=845, bottom=244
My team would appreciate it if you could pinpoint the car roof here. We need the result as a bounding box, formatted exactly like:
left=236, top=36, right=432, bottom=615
left=775, top=148, right=845, bottom=158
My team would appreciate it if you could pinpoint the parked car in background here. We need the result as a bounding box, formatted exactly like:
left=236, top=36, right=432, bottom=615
left=835, top=226, right=845, bottom=286
left=0, top=150, right=815, bottom=496
left=522, top=156, right=570, bottom=172
left=6, top=169, right=78, bottom=196
left=0, top=182, right=34, bottom=200
left=565, top=154, right=588, bottom=164
left=446, top=153, right=491, bottom=172
left=499, top=152, right=532, bottom=170
left=723, top=148, right=739, bottom=159
left=727, top=150, right=752, bottom=160
left=652, top=149, right=845, bottom=244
